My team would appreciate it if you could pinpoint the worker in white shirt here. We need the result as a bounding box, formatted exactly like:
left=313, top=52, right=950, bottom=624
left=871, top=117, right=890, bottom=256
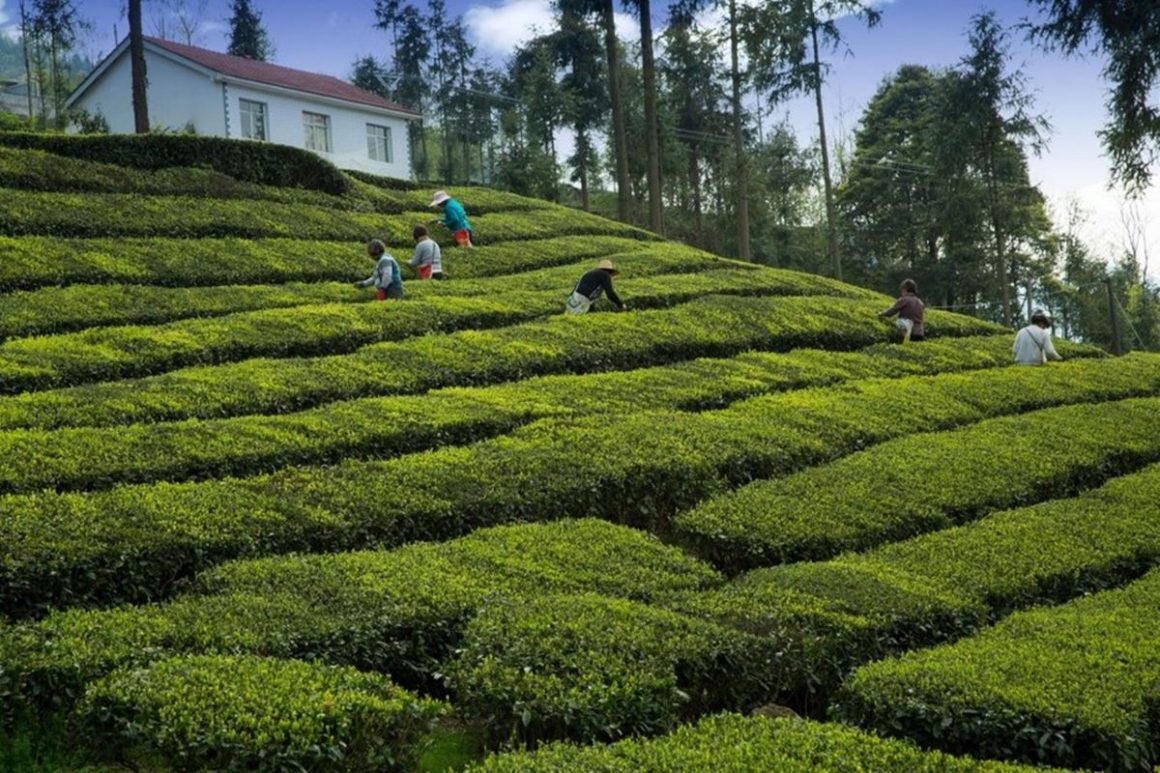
left=1013, top=310, right=1063, bottom=365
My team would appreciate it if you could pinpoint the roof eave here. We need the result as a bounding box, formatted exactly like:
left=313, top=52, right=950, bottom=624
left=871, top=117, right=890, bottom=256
left=215, top=74, right=421, bottom=120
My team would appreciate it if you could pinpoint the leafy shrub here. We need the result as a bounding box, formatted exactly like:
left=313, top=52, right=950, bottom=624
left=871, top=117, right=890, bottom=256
left=0, top=132, right=351, bottom=194
left=0, top=334, right=1041, bottom=494
left=0, top=295, right=1003, bottom=430
left=447, top=594, right=772, bottom=745
left=0, top=356, right=1153, bottom=617
left=835, top=567, right=1160, bottom=771
left=675, top=393, right=1160, bottom=571
left=79, top=655, right=444, bottom=771
left=468, top=713, right=1053, bottom=771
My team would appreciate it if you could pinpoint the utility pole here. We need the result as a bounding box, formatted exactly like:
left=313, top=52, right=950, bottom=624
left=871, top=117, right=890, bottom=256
left=1106, top=277, right=1123, bottom=356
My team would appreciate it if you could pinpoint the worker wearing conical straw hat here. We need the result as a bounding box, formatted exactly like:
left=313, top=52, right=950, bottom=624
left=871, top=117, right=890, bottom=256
left=565, top=259, right=627, bottom=314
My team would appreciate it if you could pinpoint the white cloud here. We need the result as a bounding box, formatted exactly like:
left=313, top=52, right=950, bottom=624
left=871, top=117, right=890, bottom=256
left=464, top=0, right=638, bottom=61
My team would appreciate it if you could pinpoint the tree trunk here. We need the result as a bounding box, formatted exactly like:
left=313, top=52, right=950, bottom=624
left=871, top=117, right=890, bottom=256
left=129, top=0, right=150, bottom=133
left=690, top=144, right=704, bottom=248
left=728, top=0, right=750, bottom=261
left=985, top=144, right=1012, bottom=326
left=18, top=0, right=33, bottom=118
left=638, top=0, right=663, bottom=234
left=601, top=0, right=631, bottom=223
left=810, top=20, right=840, bottom=280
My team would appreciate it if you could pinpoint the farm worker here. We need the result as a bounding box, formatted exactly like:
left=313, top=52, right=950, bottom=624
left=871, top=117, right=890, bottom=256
left=409, top=225, right=444, bottom=280
left=878, top=278, right=925, bottom=343
left=354, top=238, right=404, bottom=300
left=1013, top=310, right=1063, bottom=365
left=430, top=190, right=473, bottom=248
left=565, top=259, right=626, bottom=314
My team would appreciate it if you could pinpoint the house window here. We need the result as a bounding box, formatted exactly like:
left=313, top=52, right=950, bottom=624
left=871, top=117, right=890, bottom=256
left=303, top=111, right=332, bottom=152
left=239, top=99, right=267, bottom=140
left=367, top=124, right=392, bottom=162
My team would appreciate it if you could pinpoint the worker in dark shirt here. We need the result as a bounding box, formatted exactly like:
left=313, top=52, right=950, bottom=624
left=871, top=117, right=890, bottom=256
left=565, top=259, right=626, bottom=314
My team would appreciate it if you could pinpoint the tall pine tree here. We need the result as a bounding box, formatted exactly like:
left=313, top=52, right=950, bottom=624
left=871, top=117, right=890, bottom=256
left=227, top=0, right=271, bottom=61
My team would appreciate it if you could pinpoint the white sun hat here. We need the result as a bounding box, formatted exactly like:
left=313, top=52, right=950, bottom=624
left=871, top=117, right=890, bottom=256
left=430, top=190, right=451, bottom=207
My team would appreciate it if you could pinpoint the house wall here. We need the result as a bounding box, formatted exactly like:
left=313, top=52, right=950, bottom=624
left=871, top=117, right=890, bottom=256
left=74, top=48, right=413, bottom=179
left=78, top=52, right=224, bottom=135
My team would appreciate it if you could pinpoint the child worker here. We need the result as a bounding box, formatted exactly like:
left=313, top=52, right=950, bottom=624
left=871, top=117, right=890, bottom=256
left=408, top=225, right=444, bottom=280
left=878, top=278, right=925, bottom=343
left=430, top=190, right=473, bottom=248
left=353, top=239, right=404, bottom=300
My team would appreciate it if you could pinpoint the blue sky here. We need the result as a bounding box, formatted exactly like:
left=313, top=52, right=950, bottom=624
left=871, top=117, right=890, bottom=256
left=4, top=0, right=1156, bottom=270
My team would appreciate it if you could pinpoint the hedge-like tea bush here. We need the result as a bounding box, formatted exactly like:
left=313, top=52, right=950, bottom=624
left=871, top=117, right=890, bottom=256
left=0, top=335, right=1044, bottom=494
left=0, top=295, right=1001, bottom=429
left=674, top=459, right=1160, bottom=713
left=835, top=567, right=1160, bottom=771
left=78, top=655, right=444, bottom=771
left=0, top=520, right=719, bottom=711
left=0, top=234, right=649, bottom=292
left=469, top=714, right=1053, bottom=772
left=447, top=594, right=772, bottom=745
left=0, top=132, right=351, bottom=194
left=0, top=191, right=646, bottom=243
left=675, top=396, right=1160, bottom=571
left=0, top=356, right=1152, bottom=617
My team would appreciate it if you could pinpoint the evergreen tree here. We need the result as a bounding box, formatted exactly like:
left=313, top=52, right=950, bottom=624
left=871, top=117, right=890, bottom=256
left=226, top=0, right=272, bottom=61
left=394, top=5, right=431, bottom=178
left=350, top=55, right=393, bottom=98
left=557, top=9, right=607, bottom=211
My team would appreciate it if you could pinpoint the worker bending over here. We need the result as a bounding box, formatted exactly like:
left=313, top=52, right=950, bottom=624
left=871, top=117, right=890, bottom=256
left=566, top=259, right=626, bottom=314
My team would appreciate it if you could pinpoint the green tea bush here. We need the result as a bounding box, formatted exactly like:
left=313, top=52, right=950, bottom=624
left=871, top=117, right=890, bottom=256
left=0, top=295, right=1002, bottom=430
left=835, top=567, right=1160, bottom=771
left=0, top=520, right=718, bottom=710
left=0, top=335, right=1041, bottom=494
left=0, top=132, right=351, bottom=194
left=79, top=655, right=444, bottom=771
left=675, top=460, right=1160, bottom=712
left=675, top=395, right=1160, bottom=570
left=469, top=713, right=1053, bottom=772
left=0, top=277, right=898, bottom=394
left=446, top=594, right=772, bottom=745
left=0, top=356, right=1151, bottom=617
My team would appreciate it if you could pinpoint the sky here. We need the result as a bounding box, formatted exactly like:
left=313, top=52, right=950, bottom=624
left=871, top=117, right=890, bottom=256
left=4, top=0, right=1157, bottom=275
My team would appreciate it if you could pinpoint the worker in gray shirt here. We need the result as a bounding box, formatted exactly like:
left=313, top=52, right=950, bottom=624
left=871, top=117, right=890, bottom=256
left=409, top=225, right=444, bottom=280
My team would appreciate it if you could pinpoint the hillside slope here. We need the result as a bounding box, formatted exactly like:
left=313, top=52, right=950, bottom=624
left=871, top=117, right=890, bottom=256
left=0, top=137, right=1151, bottom=772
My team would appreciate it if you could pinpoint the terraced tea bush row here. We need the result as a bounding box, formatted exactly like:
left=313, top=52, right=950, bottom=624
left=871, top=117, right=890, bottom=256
left=346, top=175, right=559, bottom=214
left=0, top=191, right=647, bottom=243
left=80, top=655, right=444, bottom=771
left=0, top=234, right=649, bottom=292
left=0, top=146, right=362, bottom=209
left=447, top=593, right=770, bottom=745
left=836, top=567, right=1160, bottom=771
left=0, top=295, right=1001, bottom=430
left=0, top=520, right=718, bottom=710
left=469, top=714, right=1051, bottom=772
left=676, top=396, right=1160, bottom=571
left=0, top=356, right=1149, bottom=616
left=0, top=245, right=766, bottom=340
left=0, top=270, right=825, bottom=393
left=0, top=335, right=1048, bottom=493
left=0, top=132, right=352, bottom=193
left=674, top=455, right=1160, bottom=713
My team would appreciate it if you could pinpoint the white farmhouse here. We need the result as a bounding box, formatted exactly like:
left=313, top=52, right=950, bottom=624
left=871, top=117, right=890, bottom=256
left=66, top=36, right=419, bottom=178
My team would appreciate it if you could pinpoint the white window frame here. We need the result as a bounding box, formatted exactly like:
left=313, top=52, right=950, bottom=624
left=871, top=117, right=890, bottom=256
left=303, top=111, right=332, bottom=152
left=366, top=123, right=392, bottom=163
left=239, top=98, right=268, bottom=141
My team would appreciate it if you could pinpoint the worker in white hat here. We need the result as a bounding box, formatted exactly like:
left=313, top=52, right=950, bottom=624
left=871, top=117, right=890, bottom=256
left=566, top=259, right=626, bottom=314
left=429, top=190, right=473, bottom=248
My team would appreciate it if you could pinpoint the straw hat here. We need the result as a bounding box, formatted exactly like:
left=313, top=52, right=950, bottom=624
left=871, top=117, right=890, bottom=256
left=429, top=190, right=451, bottom=207
left=596, top=259, right=619, bottom=275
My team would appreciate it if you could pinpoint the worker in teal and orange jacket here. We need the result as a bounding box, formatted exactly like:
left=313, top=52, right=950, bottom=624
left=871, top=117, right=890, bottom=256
left=430, top=190, right=474, bottom=248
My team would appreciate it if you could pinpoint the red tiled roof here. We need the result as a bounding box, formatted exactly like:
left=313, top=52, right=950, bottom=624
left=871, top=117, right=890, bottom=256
left=145, top=37, right=418, bottom=116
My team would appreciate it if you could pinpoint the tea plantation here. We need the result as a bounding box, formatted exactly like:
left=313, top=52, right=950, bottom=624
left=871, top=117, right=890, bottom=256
left=0, top=135, right=1155, bottom=771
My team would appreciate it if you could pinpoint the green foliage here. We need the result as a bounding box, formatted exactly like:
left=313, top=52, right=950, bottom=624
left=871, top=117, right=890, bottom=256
left=0, top=133, right=349, bottom=194
left=468, top=713, right=1048, bottom=771
left=0, top=354, right=1146, bottom=618
left=0, top=334, right=1043, bottom=494
left=836, top=567, right=1160, bottom=771
left=675, top=377, right=1160, bottom=570
left=79, top=655, right=444, bottom=770
left=447, top=594, right=771, bottom=745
